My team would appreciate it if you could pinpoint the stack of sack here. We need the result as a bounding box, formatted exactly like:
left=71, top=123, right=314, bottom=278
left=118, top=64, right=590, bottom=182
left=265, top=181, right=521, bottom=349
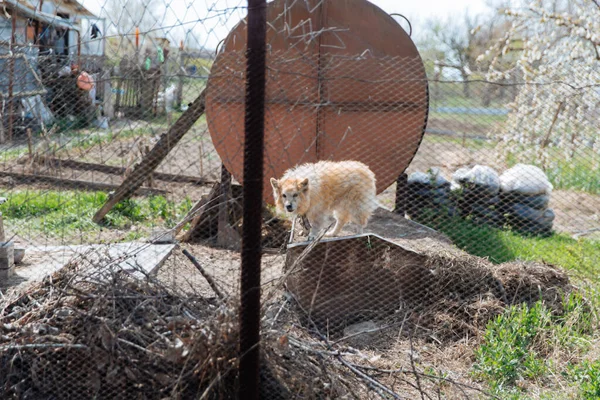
left=498, top=164, right=555, bottom=236
left=451, top=165, right=503, bottom=227
left=406, top=168, right=454, bottom=221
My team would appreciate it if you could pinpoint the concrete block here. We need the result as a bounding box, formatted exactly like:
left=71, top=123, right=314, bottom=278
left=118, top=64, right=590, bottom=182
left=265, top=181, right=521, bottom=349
left=0, top=242, right=15, bottom=277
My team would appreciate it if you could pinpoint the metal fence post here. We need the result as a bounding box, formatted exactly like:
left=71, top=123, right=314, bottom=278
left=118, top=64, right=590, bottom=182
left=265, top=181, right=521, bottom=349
left=239, top=0, right=267, bottom=398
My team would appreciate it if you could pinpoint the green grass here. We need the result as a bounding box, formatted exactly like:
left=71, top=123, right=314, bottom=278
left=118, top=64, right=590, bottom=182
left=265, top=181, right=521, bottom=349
left=60, top=127, right=157, bottom=151
left=0, top=189, right=192, bottom=241
left=429, top=111, right=508, bottom=125
left=472, top=295, right=595, bottom=398
left=0, top=147, right=29, bottom=161
left=0, top=127, right=160, bottom=163
left=420, top=214, right=600, bottom=276
left=567, top=360, right=600, bottom=399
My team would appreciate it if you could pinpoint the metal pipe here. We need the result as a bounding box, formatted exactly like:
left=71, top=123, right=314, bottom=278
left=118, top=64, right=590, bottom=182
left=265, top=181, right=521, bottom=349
left=238, top=0, right=267, bottom=398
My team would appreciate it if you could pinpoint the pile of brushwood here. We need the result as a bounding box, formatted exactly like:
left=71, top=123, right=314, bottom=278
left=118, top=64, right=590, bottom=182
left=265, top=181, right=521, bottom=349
left=0, top=261, right=377, bottom=399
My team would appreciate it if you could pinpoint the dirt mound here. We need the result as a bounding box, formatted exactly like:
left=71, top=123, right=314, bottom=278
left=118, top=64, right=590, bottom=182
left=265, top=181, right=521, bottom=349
left=414, top=256, right=576, bottom=342
left=285, top=235, right=579, bottom=342
left=494, top=261, right=572, bottom=311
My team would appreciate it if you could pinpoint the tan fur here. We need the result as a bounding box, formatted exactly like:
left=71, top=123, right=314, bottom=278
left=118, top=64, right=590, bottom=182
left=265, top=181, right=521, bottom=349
left=270, top=160, right=378, bottom=239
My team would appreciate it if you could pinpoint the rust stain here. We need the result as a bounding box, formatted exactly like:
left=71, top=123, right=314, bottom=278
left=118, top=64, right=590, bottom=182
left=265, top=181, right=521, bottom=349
left=206, top=0, right=429, bottom=203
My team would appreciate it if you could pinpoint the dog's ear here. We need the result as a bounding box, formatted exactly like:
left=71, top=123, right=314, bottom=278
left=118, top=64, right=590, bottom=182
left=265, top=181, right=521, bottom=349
left=270, top=178, right=280, bottom=191
left=298, top=178, right=309, bottom=192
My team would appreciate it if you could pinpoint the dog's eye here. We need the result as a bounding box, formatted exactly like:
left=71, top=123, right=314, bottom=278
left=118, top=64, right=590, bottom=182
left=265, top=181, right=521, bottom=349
left=282, top=194, right=287, bottom=199
left=293, top=194, right=298, bottom=198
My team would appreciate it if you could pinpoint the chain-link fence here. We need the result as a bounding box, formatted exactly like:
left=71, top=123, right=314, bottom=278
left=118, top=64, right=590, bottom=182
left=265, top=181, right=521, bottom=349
left=1, top=0, right=599, bottom=398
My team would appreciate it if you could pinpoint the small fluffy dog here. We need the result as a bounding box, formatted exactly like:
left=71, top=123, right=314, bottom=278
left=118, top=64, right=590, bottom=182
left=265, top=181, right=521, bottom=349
left=270, top=160, right=378, bottom=239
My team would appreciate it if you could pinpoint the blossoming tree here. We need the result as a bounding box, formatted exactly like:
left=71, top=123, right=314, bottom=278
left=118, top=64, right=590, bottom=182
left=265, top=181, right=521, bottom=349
left=480, top=0, right=600, bottom=166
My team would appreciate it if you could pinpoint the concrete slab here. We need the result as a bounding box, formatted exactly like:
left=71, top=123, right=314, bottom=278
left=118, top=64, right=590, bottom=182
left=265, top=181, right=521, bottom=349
left=1, top=242, right=176, bottom=291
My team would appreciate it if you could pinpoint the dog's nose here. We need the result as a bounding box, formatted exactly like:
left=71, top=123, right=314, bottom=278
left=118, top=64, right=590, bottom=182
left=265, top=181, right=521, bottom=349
left=286, top=205, right=294, bottom=212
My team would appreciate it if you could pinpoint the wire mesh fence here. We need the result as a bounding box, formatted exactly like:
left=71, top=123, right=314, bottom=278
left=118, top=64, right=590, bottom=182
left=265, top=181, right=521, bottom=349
left=1, top=0, right=600, bottom=398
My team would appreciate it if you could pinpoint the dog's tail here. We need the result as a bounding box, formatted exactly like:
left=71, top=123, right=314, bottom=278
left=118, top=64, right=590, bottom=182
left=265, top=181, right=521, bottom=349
left=367, top=198, right=386, bottom=213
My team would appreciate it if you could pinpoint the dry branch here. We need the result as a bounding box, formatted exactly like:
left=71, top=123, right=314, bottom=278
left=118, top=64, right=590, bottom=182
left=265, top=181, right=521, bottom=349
left=181, top=249, right=226, bottom=301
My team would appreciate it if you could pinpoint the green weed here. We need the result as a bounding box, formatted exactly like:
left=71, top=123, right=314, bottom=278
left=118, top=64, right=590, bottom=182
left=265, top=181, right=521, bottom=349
left=473, top=294, right=594, bottom=396
left=0, top=190, right=192, bottom=241
left=566, top=360, right=600, bottom=399
left=473, top=302, right=552, bottom=389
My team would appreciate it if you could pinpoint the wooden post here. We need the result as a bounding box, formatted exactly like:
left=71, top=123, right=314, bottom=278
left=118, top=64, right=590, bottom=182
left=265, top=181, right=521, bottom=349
left=0, top=108, right=5, bottom=144
left=218, top=165, right=231, bottom=235
left=239, top=0, right=267, bottom=397
left=92, top=88, right=207, bottom=223
left=26, top=128, right=33, bottom=159
left=140, top=70, right=153, bottom=119
left=175, top=47, right=184, bottom=109
left=144, top=144, right=153, bottom=188
left=115, top=73, right=123, bottom=117
left=8, top=12, right=16, bottom=141
left=217, top=164, right=240, bottom=249
left=394, top=173, right=408, bottom=217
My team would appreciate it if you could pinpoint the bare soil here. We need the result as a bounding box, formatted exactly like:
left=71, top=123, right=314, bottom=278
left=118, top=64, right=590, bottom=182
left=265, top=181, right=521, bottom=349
left=1, top=124, right=597, bottom=243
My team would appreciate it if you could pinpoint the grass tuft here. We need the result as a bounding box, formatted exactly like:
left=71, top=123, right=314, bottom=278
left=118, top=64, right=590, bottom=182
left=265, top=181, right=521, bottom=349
left=0, top=189, right=192, bottom=241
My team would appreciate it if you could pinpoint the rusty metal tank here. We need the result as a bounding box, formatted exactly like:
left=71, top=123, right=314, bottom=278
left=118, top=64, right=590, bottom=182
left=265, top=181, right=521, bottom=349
left=205, top=0, right=429, bottom=203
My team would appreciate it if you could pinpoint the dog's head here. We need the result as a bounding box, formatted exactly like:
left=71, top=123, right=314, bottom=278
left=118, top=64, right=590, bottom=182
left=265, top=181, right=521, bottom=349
left=270, top=177, right=309, bottom=215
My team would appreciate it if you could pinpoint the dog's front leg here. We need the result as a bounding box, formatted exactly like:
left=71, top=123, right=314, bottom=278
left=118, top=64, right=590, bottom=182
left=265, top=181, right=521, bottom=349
left=299, top=215, right=311, bottom=236
left=307, top=215, right=324, bottom=241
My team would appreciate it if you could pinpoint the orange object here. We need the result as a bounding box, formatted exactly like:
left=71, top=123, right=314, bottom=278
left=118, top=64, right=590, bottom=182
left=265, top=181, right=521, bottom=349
left=26, top=25, right=35, bottom=42
left=205, top=0, right=429, bottom=204
left=77, top=71, right=95, bottom=91
left=135, top=27, right=140, bottom=49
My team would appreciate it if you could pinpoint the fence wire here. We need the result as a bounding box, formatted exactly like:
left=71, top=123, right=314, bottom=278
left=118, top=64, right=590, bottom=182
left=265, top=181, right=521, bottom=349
left=1, top=0, right=599, bottom=399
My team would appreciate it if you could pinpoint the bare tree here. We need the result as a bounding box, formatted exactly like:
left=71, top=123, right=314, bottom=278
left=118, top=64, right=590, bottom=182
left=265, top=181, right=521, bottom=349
left=421, top=10, right=507, bottom=98
left=481, top=0, right=600, bottom=163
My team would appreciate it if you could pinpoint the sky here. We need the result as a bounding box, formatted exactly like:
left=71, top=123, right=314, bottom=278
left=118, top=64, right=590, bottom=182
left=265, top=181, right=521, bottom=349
left=81, top=0, right=491, bottom=51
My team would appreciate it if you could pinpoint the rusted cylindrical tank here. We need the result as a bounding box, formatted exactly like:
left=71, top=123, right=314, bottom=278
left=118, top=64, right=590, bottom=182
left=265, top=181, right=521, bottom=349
left=206, top=0, right=429, bottom=203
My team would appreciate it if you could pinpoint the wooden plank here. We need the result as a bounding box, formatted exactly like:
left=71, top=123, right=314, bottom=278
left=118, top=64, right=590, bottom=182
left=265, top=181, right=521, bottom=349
left=0, top=171, right=167, bottom=196
left=172, top=194, right=211, bottom=237
left=92, top=88, right=207, bottom=224
left=394, top=173, right=408, bottom=216
left=178, top=183, right=221, bottom=242
left=37, top=156, right=214, bottom=185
